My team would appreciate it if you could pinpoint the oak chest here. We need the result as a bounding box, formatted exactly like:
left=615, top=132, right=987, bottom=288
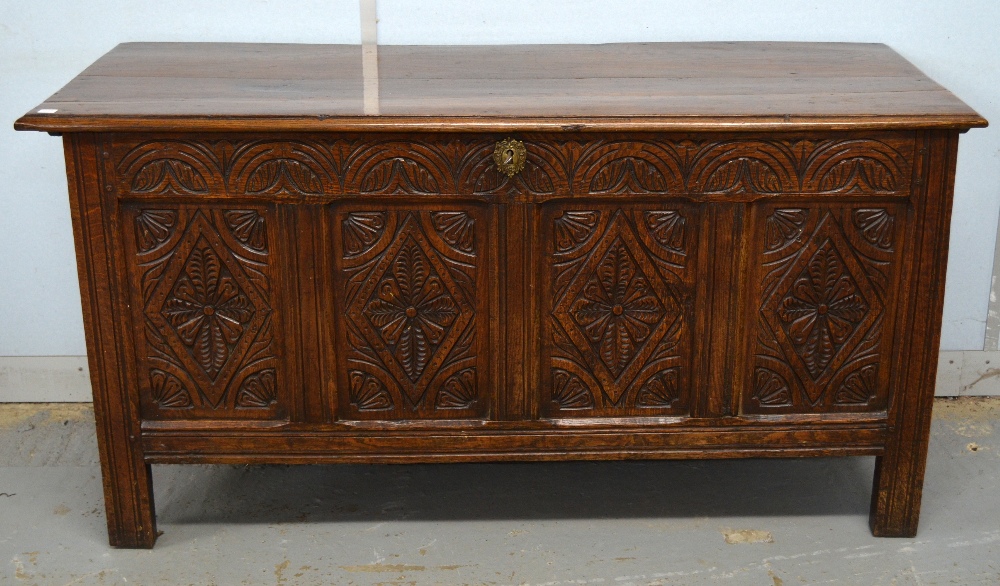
left=15, top=42, right=987, bottom=547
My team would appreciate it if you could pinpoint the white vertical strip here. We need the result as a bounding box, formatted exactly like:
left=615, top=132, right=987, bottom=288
left=360, top=0, right=379, bottom=115
left=983, top=215, right=1000, bottom=350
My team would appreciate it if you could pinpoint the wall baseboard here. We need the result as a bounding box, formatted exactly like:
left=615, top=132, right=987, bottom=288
left=936, top=351, right=1000, bottom=396
left=1, top=354, right=998, bottom=402
left=0, top=356, right=91, bottom=402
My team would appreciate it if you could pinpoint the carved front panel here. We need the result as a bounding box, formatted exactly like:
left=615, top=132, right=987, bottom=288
left=333, top=207, right=492, bottom=420
left=124, top=205, right=286, bottom=420
left=744, top=205, right=905, bottom=414
left=540, top=204, right=697, bottom=417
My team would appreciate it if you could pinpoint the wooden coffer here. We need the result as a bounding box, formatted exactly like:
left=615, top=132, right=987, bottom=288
left=15, top=42, right=986, bottom=547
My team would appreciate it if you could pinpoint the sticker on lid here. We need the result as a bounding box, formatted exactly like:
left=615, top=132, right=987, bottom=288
left=38, top=108, right=58, bottom=114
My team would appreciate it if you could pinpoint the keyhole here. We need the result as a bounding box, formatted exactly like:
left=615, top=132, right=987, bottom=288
left=505, top=148, right=515, bottom=165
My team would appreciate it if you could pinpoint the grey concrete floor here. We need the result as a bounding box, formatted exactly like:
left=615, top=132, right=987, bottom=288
left=1, top=399, right=998, bottom=585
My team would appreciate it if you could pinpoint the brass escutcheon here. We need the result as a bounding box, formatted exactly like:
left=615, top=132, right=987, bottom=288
left=493, top=138, right=526, bottom=178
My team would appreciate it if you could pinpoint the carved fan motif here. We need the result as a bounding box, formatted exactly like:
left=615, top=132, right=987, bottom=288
left=644, top=211, right=685, bottom=252
left=835, top=364, right=878, bottom=405
left=636, top=368, right=679, bottom=407
left=431, top=212, right=475, bottom=253
left=149, top=369, right=192, bottom=409
left=349, top=370, right=394, bottom=411
left=854, top=209, right=895, bottom=250
left=342, top=212, right=387, bottom=256
left=135, top=210, right=177, bottom=253
left=765, top=209, right=807, bottom=252
left=752, top=367, right=792, bottom=406
left=554, top=211, right=600, bottom=253
left=551, top=368, right=594, bottom=409
left=224, top=210, right=268, bottom=253
left=236, top=369, right=277, bottom=408
left=436, top=368, right=477, bottom=409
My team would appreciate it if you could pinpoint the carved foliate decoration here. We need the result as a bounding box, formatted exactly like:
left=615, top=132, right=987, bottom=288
left=160, top=238, right=257, bottom=381
left=749, top=206, right=901, bottom=413
left=340, top=210, right=485, bottom=419
left=546, top=207, right=693, bottom=416
left=130, top=207, right=281, bottom=418
left=364, top=236, right=462, bottom=383
left=565, top=237, right=669, bottom=382
left=112, top=134, right=914, bottom=200
left=774, top=242, right=872, bottom=382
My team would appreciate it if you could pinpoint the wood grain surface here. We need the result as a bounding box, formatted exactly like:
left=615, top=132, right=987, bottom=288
left=15, top=42, right=986, bottom=132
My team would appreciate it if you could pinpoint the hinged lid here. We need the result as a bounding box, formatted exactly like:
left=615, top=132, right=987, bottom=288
left=14, top=42, right=987, bottom=133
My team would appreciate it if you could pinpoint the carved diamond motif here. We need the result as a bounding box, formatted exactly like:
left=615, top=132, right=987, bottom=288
left=347, top=215, right=474, bottom=405
left=161, top=237, right=256, bottom=380
left=146, top=213, right=270, bottom=407
left=552, top=213, right=681, bottom=403
left=570, top=238, right=667, bottom=378
left=365, top=237, right=460, bottom=382
left=761, top=214, right=882, bottom=402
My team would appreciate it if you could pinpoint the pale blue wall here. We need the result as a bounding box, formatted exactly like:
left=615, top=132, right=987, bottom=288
left=1, top=1, right=997, bottom=364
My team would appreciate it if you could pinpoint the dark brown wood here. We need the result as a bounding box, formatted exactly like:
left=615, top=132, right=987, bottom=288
left=14, top=43, right=987, bottom=133
left=63, top=134, right=158, bottom=548
left=15, top=42, right=986, bottom=548
left=869, top=131, right=960, bottom=537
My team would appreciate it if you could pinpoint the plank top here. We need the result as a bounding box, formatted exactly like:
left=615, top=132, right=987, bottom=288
left=15, top=42, right=987, bottom=133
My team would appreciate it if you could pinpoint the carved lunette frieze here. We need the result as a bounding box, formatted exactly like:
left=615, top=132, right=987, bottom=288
left=111, top=134, right=914, bottom=200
